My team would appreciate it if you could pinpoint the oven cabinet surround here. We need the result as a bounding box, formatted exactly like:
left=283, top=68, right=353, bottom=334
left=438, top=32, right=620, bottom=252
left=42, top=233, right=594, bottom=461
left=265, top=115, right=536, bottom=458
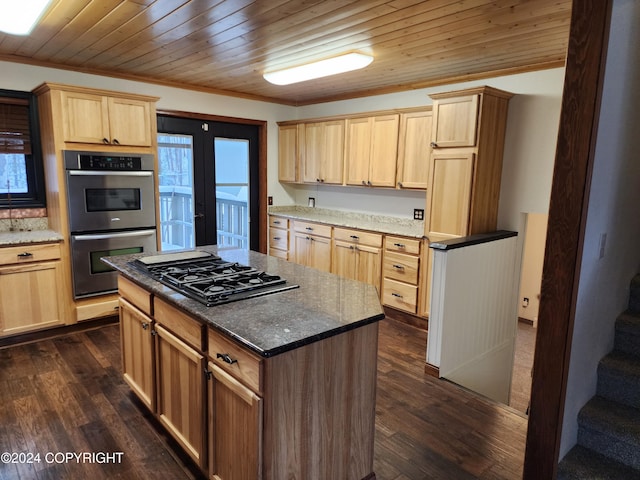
left=108, top=247, right=383, bottom=480
left=278, top=106, right=431, bottom=190
left=33, top=82, right=159, bottom=324
left=0, top=241, right=67, bottom=337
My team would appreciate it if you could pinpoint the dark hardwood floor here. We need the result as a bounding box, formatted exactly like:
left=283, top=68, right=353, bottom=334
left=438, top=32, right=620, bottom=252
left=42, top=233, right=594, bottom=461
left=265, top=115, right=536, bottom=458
left=0, top=317, right=527, bottom=480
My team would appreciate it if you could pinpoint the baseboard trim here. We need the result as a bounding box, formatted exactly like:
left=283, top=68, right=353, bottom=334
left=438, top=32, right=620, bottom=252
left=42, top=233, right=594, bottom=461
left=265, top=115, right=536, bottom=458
left=383, top=306, right=428, bottom=331
left=424, top=362, right=440, bottom=378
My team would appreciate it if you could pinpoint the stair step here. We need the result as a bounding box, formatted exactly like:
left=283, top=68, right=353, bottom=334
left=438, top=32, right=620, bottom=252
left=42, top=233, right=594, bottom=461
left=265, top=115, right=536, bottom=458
left=558, top=445, right=640, bottom=480
left=630, top=274, right=640, bottom=314
left=598, top=351, right=640, bottom=408
left=615, top=312, right=640, bottom=356
left=578, top=396, right=640, bottom=469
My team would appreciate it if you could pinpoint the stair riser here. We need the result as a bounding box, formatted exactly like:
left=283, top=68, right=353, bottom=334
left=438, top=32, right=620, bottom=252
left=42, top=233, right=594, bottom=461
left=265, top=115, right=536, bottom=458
left=615, top=332, right=640, bottom=356
left=597, top=369, right=640, bottom=408
left=578, top=427, right=640, bottom=469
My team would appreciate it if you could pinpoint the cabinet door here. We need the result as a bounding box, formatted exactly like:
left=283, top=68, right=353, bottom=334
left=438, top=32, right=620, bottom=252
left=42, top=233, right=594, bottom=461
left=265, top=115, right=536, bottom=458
left=355, top=244, right=382, bottom=292
left=345, top=117, right=372, bottom=186
left=155, top=324, right=206, bottom=468
left=302, top=123, right=322, bottom=183
left=321, top=120, right=345, bottom=184
left=369, top=114, right=399, bottom=187
left=278, top=124, right=298, bottom=182
left=0, top=261, right=65, bottom=336
left=426, top=152, right=475, bottom=238
left=119, top=298, right=155, bottom=410
left=308, top=234, right=332, bottom=273
left=208, top=363, right=262, bottom=480
left=431, top=95, right=479, bottom=148
left=397, top=110, right=432, bottom=189
left=293, top=231, right=311, bottom=266
left=332, top=240, right=358, bottom=280
left=61, top=91, right=110, bottom=144
left=107, top=97, right=152, bottom=146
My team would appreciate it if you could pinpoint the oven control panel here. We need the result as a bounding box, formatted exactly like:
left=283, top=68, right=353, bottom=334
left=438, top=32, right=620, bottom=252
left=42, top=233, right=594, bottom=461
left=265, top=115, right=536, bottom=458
left=79, top=154, right=142, bottom=170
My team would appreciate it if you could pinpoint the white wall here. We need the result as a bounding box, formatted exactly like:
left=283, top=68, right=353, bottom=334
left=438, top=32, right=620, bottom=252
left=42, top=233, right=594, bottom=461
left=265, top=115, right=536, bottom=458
left=560, top=0, right=640, bottom=458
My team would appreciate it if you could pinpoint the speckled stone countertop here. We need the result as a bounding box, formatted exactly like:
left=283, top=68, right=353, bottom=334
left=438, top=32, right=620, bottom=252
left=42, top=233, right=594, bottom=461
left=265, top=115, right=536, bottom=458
left=0, top=229, right=63, bottom=246
left=103, top=246, right=385, bottom=358
left=269, top=206, right=425, bottom=239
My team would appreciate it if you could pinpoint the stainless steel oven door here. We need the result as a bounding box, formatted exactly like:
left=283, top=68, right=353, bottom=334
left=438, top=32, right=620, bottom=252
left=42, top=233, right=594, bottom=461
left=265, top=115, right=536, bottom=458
left=70, top=229, right=157, bottom=298
left=66, top=170, right=156, bottom=232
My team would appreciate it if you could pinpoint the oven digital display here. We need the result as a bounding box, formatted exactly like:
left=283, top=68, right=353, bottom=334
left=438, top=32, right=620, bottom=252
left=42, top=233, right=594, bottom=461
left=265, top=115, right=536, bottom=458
left=91, top=247, right=143, bottom=274
left=85, top=188, right=141, bottom=212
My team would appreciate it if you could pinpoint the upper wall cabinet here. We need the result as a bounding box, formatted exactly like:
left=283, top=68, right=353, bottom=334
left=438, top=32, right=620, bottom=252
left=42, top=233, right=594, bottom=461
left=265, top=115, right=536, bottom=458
left=396, top=109, right=432, bottom=189
left=61, top=90, right=153, bottom=147
left=278, top=124, right=299, bottom=183
left=345, top=114, right=399, bottom=187
left=302, top=120, right=345, bottom=185
left=430, top=94, right=479, bottom=148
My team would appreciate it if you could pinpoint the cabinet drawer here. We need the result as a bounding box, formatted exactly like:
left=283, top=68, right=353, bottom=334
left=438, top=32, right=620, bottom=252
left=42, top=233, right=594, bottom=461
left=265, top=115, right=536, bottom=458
left=293, top=221, right=332, bottom=238
left=269, top=228, right=288, bottom=250
left=269, top=216, right=289, bottom=229
left=119, top=276, right=152, bottom=316
left=208, top=328, right=262, bottom=394
left=333, top=227, right=382, bottom=247
left=383, top=251, right=419, bottom=284
left=383, top=278, right=418, bottom=314
left=385, top=236, right=421, bottom=255
left=154, top=297, right=204, bottom=351
left=269, top=248, right=288, bottom=260
left=0, top=242, right=61, bottom=265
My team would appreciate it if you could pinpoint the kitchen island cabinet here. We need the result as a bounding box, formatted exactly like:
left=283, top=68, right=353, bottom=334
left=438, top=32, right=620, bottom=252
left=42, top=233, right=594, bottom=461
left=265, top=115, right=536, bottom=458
left=105, top=247, right=383, bottom=480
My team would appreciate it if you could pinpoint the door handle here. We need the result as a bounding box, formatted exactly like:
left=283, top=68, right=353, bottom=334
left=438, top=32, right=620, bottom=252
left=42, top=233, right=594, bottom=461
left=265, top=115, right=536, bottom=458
left=194, top=213, right=204, bottom=220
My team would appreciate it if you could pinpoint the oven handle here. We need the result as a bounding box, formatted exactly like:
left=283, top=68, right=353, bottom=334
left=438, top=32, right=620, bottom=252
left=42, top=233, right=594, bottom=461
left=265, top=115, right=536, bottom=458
left=68, top=170, right=153, bottom=177
left=73, top=230, right=156, bottom=241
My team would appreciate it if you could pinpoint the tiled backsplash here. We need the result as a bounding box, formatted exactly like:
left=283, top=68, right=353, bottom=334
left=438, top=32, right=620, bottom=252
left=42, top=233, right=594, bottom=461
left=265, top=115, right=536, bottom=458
left=0, top=208, right=48, bottom=232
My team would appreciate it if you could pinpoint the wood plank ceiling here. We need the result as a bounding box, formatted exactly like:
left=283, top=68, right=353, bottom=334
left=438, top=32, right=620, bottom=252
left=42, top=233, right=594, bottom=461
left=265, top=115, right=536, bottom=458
left=0, top=0, right=572, bottom=106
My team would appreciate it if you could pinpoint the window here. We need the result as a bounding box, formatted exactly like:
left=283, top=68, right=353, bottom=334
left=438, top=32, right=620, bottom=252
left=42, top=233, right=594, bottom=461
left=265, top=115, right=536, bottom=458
left=0, top=89, right=46, bottom=208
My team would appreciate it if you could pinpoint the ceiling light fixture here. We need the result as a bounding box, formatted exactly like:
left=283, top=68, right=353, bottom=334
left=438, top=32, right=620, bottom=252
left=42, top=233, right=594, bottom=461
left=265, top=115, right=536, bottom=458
left=263, top=52, right=374, bottom=86
left=0, top=0, right=54, bottom=36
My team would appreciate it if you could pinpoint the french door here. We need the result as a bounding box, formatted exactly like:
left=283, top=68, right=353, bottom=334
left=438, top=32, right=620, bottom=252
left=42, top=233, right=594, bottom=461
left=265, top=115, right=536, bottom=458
left=157, top=115, right=260, bottom=251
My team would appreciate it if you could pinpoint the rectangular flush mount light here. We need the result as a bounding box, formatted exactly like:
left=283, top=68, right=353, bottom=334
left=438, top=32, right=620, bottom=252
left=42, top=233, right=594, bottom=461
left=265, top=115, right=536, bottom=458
left=0, top=0, right=54, bottom=35
left=263, top=52, right=374, bottom=86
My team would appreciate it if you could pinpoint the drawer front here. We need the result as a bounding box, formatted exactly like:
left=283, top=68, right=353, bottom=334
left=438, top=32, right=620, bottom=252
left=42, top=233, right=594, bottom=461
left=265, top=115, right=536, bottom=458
left=333, top=227, right=382, bottom=247
left=383, top=278, right=418, bottom=314
left=269, top=247, right=288, bottom=260
left=208, top=328, right=262, bottom=394
left=269, top=228, right=288, bottom=250
left=385, top=236, right=421, bottom=255
left=154, top=297, right=204, bottom=351
left=383, top=251, right=419, bottom=284
left=118, top=276, right=152, bottom=315
left=269, top=216, right=289, bottom=229
left=0, top=242, right=61, bottom=265
left=293, top=221, right=332, bottom=238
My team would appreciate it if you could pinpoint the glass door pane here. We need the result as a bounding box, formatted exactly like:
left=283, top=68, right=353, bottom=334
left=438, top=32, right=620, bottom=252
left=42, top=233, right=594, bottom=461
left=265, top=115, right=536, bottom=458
left=214, top=137, right=249, bottom=249
left=158, top=134, right=195, bottom=251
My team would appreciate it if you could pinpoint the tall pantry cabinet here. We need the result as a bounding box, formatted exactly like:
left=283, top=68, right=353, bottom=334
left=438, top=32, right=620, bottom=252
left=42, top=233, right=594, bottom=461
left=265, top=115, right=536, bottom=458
left=419, top=86, right=512, bottom=317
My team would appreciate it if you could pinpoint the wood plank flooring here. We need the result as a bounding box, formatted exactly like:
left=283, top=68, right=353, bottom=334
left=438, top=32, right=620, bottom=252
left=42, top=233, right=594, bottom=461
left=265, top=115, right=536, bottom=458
left=0, top=317, right=527, bottom=480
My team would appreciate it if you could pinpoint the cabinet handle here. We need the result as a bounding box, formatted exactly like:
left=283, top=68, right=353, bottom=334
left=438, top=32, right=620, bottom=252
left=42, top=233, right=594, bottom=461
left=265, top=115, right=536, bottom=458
left=430, top=141, right=438, bottom=148
left=367, top=180, right=372, bottom=186
left=393, top=264, right=405, bottom=270
left=393, top=243, right=406, bottom=248
left=391, top=293, right=403, bottom=298
left=216, top=353, right=238, bottom=365
left=273, top=220, right=281, bottom=224
left=273, top=236, right=281, bottom=240
left=102, top=137, right=110, bottom=144
left=398, top=182, right=403, bottom=188
left=204, top=368, right=212, bottom=380
left=316, top=178, right=321, bottom=182
left=362, top=180, right=367, bottom=185
left=141, top=322, right=149, bottom=330
left=305, top=227, right=313, bottom=231
left=17, top=252, right=33, bottom=258
left=112, top=138, right=120, bottom=145
left=350, top=235, right=359, bottom=240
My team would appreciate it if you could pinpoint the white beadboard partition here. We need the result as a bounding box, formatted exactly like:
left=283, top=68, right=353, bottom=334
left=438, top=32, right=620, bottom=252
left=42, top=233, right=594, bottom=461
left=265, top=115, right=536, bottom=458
left=426, top=232, right=520, bottom=404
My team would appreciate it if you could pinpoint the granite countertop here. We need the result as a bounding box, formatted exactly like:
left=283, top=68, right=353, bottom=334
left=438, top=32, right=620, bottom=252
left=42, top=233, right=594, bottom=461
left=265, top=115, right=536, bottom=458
left=269, top=206, right=425, bottom=238
left=0, top=229, right=64, bottom=246
left=103, top=246, right=385, bottom=358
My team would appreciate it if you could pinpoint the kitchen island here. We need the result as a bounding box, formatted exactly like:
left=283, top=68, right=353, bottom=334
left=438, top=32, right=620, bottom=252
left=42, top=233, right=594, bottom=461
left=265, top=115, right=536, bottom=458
left=103, top=246, right=384, bottom=480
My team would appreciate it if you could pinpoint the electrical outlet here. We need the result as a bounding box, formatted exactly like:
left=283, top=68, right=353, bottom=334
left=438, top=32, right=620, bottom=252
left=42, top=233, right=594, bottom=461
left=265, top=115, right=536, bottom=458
left=268, top=196, right=273, bottom=205
left=413, top=208, right=424, bottom=220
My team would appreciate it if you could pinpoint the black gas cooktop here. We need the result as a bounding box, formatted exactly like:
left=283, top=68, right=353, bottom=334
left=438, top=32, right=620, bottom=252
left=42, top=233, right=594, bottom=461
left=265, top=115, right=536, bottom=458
left=130, top=251, right=298, bottom=306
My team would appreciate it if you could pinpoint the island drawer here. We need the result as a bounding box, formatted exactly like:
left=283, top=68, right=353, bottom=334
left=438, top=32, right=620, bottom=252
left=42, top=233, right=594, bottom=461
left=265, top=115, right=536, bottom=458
left=384, top=236, right=421, bottom=255
left=0, top=242, right=61, bottom=265
left=333, top=227, right=382, bottom=247
left=269, top=216, right=289, bottom=229
left=118, top=276, right=152, bottom=315
left=154, top=298, right=204, bottom=351
left=208, top=328, right=262, bottom=394
left=383, top=251, right=419, bottom=284
left=382, top=278, right=418, bottom=314
left=293, top=221, right=332, bottom=238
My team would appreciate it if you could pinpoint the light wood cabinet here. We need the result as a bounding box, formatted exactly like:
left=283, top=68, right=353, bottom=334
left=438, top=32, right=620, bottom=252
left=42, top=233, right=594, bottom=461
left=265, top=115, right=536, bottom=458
left=292, top=221, right=332, bottom=272
left=61, top=90, right=153, bottom=146
left=331, top=227, right=382, bottom=292
left=302, top=120, right=345, bottom=184
left=345, top=114, right=399, bottom=187
left=278, top=124, right=298, bottom=182
left=268, top=215, right=289, bottom=260
left=430, top=94, right=479, bottom=148
left=0, top=242, right=66, bottom=337
left=397, top=109, right=432, bottom=189
left=381, top=236, right=421, bottom=314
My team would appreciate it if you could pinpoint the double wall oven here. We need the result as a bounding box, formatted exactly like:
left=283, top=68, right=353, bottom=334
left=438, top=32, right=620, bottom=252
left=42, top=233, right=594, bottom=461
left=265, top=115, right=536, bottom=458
left=64, top=150, right=158, bottom=298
